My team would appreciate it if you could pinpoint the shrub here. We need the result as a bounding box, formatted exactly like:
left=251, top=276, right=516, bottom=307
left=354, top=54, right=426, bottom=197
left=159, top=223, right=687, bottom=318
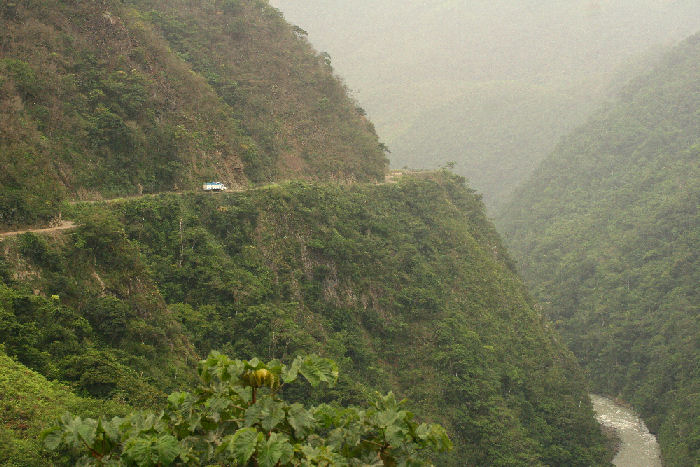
left=44, top=352, right=451, bottom=466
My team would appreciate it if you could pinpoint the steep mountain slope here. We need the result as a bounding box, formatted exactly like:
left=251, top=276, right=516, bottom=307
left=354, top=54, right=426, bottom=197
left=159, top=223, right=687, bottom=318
left=0, top=223, right=198, bottom=405
left=498, top=33, right=700, bottom=465
left=0, top=0, right=386, bottom=228
left=1, top=174, right=610, bottom=465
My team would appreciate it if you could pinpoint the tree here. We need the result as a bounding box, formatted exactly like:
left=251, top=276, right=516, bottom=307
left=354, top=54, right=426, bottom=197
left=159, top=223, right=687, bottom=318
left=44, top=352, right=451, bottom=466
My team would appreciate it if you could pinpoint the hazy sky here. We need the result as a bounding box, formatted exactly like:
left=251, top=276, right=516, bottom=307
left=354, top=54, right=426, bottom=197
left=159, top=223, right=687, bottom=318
left=271, top=0, right=700, bottom=100
left=270, top=0, right=700, bottom=207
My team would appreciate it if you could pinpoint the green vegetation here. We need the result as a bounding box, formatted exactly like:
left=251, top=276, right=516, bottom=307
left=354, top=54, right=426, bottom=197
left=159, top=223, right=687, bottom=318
left=1, top=174, right=610, bottom=465
left=0, top=350, right=126, bottom=466
left=498, top=32, right=700, bottom=466
left=0, top=0, right=386, bottom=228
left=45, top=352, right=451, bottom=466
left=0, top=225, right=196, bottom=406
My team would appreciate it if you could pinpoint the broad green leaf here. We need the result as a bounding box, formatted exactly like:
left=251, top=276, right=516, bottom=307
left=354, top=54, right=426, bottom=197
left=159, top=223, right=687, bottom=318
left=265, top=358, right=283, bottom=378
left=415, top=424, right=452, bottom=451
left=198, top=352, right=245, bottom=384
left=155, top=435, right=181, bottom=465
left=281, top=356, right=301, bottom=384
left=378, top=392, right=401, bottom=411
left=232, top=385, right=253, bottom=404
left=287, top=403, right=315, bottom=439
left=44, top=352, right=451, bottom=465
left=244, top=397, right=285, bottom=432
left=247, top=357, right=261, bottom=369
left=220, top=427, right=261, bottom=464
left=128, top=412, right=166, bottom=434
left=300, top=444, right=349, bottom=466
left=100, top=417, right=123, bottom=443
left=205, top=395, right=232, bottom=423
left=124, top=437, right=158, bottom=466
left=185, top=413, right=203, bottom=433
left=298, top=355, right=339, bottom=387
left=41, top=426, right=63, bottom=450
left=376, top=409, right=402, bottom=428
left=57, top=415, right=97, bottom=449
left=167, top=391, right=189, bottom=409
left=415, top=424, right=430, bottom=440
left=93, top=417, right=120, bottom=455
left=384, top=424, right=407, bottom=447
left=225, top=361, right=246, bottom=382
left=257, top=432, right=293, bottom=467
left=123, top=434, right=180, bottom=466
left=77, top=419, right=97, bottom=447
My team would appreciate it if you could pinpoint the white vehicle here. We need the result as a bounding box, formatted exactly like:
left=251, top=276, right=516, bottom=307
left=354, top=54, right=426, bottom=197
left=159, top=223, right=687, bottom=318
left=202, top=182, right=228, bottom=191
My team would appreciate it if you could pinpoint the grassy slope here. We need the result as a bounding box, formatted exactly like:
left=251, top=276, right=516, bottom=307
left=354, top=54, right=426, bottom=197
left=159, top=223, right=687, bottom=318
left=0, top=0, right=386, bottom=228
left=0, top=350, right=126, bottom=466
left=498, top=33, right=700, bottom=465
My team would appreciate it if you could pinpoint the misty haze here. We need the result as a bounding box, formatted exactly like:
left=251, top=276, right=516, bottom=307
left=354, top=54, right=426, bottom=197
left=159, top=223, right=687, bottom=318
left=271, top=0, right=700, bottom=208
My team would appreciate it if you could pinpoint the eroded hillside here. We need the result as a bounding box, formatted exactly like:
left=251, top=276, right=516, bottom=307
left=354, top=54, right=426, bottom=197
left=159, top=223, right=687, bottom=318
left=0, top=0, right=386, bottom=228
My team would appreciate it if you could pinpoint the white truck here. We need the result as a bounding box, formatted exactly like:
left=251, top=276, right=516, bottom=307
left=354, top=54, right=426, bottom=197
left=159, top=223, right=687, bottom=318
left=202, top=182, right=228, bottom=192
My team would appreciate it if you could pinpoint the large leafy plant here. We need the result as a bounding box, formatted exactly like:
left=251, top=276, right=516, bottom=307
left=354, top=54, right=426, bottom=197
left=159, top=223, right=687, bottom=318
left=44, top=352, right=451, bottom=466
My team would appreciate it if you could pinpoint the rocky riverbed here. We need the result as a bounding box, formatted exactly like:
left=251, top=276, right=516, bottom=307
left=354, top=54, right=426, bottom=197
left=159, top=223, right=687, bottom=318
left=590, top=394, right=662, bottom=467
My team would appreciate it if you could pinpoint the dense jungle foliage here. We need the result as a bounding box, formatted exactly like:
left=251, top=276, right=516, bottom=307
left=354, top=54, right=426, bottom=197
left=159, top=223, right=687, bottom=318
left=498, top=32, right=700, bottom=466
left=45, top=352, right=452, bottom=466
left=0, top=174, right=610, bottom=465
left=0, top=0, right=386, bottom=228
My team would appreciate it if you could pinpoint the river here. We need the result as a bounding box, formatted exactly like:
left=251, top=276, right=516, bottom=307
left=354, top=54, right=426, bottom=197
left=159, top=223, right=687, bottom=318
left=590, top=394, right=662, bottom=467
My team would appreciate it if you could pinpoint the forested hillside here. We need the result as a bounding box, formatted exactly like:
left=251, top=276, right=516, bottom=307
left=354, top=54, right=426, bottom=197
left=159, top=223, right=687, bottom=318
left=0, top=0, right=386, bottom=228
left=0, top=174, right=610, bottom=465
left=498, top=33, right=700, bottom=465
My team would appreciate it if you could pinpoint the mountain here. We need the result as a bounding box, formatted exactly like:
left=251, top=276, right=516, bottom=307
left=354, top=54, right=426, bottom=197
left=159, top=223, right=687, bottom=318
left=270, top=0, right=700, bottom=208
left=1, top=174, right=610, bottom=465
left=0, top=0, right=387, bottom=228
left=498, top=32, right=700, bottom=465
left=1, top=1, right=614, bottom=464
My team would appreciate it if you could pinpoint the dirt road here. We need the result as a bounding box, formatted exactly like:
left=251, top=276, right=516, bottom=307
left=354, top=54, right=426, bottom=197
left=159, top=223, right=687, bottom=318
left=0, top=221, right=78, bottom=238
left=1, top=172, right=423, bottom=238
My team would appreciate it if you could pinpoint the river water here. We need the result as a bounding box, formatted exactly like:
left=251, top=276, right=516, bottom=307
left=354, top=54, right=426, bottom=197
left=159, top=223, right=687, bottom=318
left=590, top=394, right=662, bottom=467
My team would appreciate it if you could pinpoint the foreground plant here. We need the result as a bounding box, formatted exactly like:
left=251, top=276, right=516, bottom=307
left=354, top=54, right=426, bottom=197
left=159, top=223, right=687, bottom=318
left=43, top=352, right=451, bottom=466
